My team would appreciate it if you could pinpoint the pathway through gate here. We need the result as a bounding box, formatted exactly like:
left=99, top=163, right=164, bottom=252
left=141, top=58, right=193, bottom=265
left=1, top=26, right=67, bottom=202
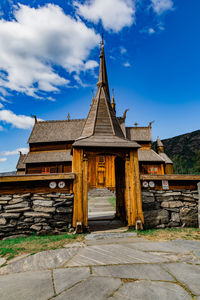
left=88, top=188, right=126, bottom=232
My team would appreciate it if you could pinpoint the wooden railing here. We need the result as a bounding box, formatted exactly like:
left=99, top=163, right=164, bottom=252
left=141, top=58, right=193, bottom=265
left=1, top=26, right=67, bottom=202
left=0, top=173, right=75, bottom=195
left=140, top=174, right=200, bottom=190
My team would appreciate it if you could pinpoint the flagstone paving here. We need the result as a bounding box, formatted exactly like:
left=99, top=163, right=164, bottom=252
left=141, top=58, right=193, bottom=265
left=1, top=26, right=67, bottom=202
left=0, top=235, right=200, bottom=300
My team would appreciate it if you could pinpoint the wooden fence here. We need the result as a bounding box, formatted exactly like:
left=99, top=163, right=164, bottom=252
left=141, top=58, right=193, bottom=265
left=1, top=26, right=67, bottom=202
left=0, top=173, right=75, bottom=195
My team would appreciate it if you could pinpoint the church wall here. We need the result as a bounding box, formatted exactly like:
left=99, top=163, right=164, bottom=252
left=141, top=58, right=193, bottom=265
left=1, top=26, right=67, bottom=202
left=140, top=163, right=164, bottom=175
left=26, top=162, right=72, bottom=174
left=165, top=164, right=174, bottom=174
left=138, top=142, right=152, bottom=149
left=30, top=142, right=73, bottom=152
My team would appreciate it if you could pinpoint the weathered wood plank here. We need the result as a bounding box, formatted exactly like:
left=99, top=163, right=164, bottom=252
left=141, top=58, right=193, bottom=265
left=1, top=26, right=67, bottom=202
left=141, top=174, right=200, bottom=181
left=0, top=173, right=75, bottom=182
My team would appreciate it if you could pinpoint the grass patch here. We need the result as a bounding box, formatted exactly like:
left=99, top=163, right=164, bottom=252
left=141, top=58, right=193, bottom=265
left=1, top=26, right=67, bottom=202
left=129, top=227, right=200, bottom=241
left=108, top=197, right=116, bottom=208
left=0, top=233, right=84, bottom=261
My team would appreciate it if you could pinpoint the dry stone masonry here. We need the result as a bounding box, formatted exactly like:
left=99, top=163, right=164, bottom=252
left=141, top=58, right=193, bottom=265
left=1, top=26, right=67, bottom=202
left=0, top=193, right=73, bottom=238
left=142, top=189, right=199, bottom=229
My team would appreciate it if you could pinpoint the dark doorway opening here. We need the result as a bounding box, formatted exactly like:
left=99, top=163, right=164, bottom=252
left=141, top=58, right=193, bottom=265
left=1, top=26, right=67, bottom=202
left=115, top=156, right=126, bottom=224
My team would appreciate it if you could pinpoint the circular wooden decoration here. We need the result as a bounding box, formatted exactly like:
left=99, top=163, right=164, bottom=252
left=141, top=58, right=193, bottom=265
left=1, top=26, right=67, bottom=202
left=49, top=181, right=57, bottom=189
left=58, top=181, right=65, bottom=189
left=149, top=181, right=155, bottom=188
left=142, top=181, right=149, bottom=188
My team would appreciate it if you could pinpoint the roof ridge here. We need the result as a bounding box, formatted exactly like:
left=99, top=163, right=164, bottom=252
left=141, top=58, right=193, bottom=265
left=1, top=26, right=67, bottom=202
left=127, top=126, right=150, bottom=129
left=38, top=118, right=85, bottom=123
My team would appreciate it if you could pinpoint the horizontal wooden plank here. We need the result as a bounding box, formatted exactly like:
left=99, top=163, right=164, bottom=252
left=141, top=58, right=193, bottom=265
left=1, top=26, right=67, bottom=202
left=140, top=174, right=200, bottom=181
left=0, top=173, right=75, bottom=183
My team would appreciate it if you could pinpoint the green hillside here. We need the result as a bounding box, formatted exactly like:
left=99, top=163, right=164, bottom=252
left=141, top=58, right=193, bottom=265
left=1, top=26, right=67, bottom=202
left=153, top=130, right=200, bottom=174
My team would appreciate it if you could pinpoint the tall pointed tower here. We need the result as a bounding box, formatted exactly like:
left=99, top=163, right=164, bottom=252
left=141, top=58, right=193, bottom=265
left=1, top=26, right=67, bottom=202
left=73, top=40, right=139, bottom=148
left=72, top=40, right=143, bottom=231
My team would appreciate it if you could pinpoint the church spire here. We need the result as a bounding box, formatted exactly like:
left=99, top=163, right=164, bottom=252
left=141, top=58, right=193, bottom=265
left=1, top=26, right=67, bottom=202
left=97, top=34, right=110, bottom=100
left=73, top=38, right=140, bottom=149
left=156, top=137, right=164, bottom=154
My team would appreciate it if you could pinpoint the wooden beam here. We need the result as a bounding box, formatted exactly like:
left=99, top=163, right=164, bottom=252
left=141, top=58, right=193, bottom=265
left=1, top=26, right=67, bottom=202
left=140, top=174, right=200, bottom=181
left=0, top=173, right=75, bottom=183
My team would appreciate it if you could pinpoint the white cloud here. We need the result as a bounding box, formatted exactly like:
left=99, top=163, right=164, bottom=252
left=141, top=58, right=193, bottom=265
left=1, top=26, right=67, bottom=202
left=3, top=147, right=29, bottom=156
left=0, top=109, right=34, bottom=129
left=0, top=125, right=4, bottom=131
left=123, top=62, right=131, bottom=67
left=83, top=60, right=99, bottom=71
left=150, top=0, right=174, bottom=15
left=148, top=28, right=155, bottom=34
left=0, top=4, right=100, bottom=98
left=0, top=158, right=7, bottom=162
left=0, top=102, right=3, bottom=109
left=74, top=0, right=135, bottom=32
left=120, top=47, right=127, bottom=54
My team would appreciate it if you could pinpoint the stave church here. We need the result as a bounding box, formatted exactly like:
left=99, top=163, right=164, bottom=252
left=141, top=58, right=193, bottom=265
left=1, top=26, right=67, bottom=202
left=16, top=39, right=173, bottom=194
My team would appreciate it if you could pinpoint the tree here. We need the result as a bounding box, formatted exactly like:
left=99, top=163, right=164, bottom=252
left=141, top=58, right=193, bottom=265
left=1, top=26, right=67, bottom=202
left=190, top=150, right=200, bottom=174
left=173, top=155, right=189, bottom=174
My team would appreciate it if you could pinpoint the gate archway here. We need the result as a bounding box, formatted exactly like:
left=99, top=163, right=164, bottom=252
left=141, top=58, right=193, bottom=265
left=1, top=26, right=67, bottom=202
left=72, top=148, right=143, bottom=231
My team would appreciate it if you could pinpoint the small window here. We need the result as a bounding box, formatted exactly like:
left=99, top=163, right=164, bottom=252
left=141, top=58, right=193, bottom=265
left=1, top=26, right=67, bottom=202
left=50, top=167, right=57, bottom=173
left=148, top=166, right=159, bottom=175
left=42, top=167, right=50, bottom=174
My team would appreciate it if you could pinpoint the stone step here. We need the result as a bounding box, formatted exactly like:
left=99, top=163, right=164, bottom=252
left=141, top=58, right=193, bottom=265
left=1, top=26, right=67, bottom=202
left=88, top=200, right=113, bottom=205
left=88, top=209, right=115, bottom=213
left=88, top=188, right=115, bottom=198
left=85, top=232, right=137, bottom=240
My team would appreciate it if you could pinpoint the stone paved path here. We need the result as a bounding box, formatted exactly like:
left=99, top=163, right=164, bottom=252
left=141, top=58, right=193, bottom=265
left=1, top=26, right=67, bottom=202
left=88, top=188, right=116, bottom=220
left=0, top=234, right=200, bottom=299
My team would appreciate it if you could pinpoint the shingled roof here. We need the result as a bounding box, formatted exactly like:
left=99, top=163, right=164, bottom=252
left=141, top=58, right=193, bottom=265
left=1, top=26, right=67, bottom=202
left=158, top=153, right=173, bottom=164
left=126, top=127, right=152, bottom=142
left=156, top=137, right=164, bottom=147
left=138, top=149, right=164, bottom=162
left=73, top=42, right=140, bottom=149
left=25, top=150, right=72, bottom=163
left=28, top=119, right=85, bottom=143
left=16, top=154, right=27, bottom=170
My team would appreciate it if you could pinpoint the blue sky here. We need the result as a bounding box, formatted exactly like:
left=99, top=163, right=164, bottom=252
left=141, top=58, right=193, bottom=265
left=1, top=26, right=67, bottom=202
left=0, top=0, right=199, bottom=172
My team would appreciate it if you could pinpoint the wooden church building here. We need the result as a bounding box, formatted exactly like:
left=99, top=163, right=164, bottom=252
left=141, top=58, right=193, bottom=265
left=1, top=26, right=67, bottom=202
left=17, top=42, right=173, bottom=184
left=16, top=40, right=173, bottom=227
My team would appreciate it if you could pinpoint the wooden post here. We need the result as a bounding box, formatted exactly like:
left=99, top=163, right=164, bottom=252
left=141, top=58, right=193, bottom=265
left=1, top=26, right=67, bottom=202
left=72, top=148, right=84, bottom=228
left=125, top=150, right=144, bottom=227
left=125, top=154, right=130, bottom=224
left=83, top=154, right=88, bottom=227
left=129, top=151, right=137, bottom=225
left=133, top=150, right=144, bottom=224
left=72, top=148, right=88, bottom=230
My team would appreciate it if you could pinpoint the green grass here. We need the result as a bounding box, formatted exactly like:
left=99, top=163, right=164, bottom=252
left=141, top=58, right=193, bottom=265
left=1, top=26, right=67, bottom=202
left=129, top=227, right=200, bottom=241
left=0, top=233, right=84, bottom=261
left=108, top=197, right=116, bottom=208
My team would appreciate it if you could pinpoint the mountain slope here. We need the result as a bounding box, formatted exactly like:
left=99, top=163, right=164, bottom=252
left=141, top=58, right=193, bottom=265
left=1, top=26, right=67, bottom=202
left=154, top=130, right=200, bottom=174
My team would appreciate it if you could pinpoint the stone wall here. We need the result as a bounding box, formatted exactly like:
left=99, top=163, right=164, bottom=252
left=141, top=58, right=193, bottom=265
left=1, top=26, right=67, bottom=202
left=0, top=193, right=73, bottom=239
left=142, top=190, right=199, bottom=229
